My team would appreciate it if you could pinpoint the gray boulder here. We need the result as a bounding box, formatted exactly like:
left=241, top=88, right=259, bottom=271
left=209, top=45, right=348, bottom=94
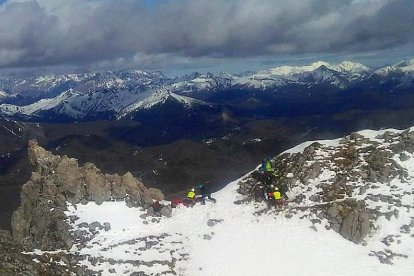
left=207, top=219, right=224, bottom=227
left=104, top=222, right=111, bottom=231
left=160, top=206, right=173, bottom=218
left=340, top=210, right=372, bottom=244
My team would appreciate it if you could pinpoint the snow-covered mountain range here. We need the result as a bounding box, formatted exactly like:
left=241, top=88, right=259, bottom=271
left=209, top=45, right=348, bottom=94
left=0, top=59, right=413, bottom=121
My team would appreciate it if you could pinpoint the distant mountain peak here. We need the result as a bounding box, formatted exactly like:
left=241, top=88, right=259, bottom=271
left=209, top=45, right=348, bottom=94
left=336, top=61, right=369, bottom=73
left=267, top=60, right=369, bottom=77
left=116, top=87, right=208, bottom=119
left=268, top=61, right=331, bottom=76
left=396, top=58, right=414, bottom=72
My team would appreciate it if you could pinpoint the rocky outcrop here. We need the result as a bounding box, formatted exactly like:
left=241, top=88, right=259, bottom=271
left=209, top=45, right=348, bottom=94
left=11, top=140, right=164, bottom=250
left=325, top=200, right=372, bottom=244
left=238, top=128, right=414, bottom=244
left=0, top=230, right=74, bottom=275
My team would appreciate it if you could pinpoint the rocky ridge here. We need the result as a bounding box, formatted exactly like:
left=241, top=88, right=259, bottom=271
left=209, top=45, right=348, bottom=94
left=238, top=127, right=414, bottom=264
left=10, top=140, right=164, bottom=252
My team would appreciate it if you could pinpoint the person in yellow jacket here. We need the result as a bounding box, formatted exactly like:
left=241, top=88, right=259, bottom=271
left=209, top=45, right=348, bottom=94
left=184, top=188, right=197, bottom=207
left=272, top=187, right=284, bottom=206
left=187, top=188, right=196, bottom=199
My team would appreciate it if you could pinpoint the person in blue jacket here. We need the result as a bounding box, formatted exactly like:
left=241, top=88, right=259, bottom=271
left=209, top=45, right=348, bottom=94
left=196, top=183, right=216, bottom=204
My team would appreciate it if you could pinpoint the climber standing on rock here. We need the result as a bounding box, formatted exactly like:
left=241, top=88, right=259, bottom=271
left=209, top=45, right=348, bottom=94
left=261, top=157, right=274, bottom=185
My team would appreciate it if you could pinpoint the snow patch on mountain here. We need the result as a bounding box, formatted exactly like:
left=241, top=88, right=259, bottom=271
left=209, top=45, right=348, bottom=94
left=398, top=59, right=414, bottom=72
left=232, top=72, right=288, bottom=89
left=375, top=59, right=414, bottom=75
left=171, top=73, right=234, bottom=93
left=268, top=61, right=369, bottom=76
left=233, top=61, right=369, bottom=89
left=117, top=87, right=208, bottom=119
left=269, top=61, right=332, bottom=76
left=33, top=74, right=90, bottom=86
left=336, top=61, right=370, bottom=73
left=0, top=84, right=207, bottom=119
left=0, top=89, right=81, bottom=116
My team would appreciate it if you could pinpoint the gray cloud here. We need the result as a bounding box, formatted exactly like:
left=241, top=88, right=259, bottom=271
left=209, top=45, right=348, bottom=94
left=0, top=0, right=413, bottom=72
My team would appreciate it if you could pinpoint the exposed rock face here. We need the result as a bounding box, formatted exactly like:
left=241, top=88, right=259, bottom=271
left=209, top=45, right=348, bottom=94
left=11, top=140, right=164, bottom=250
left=326, top=200, right=372, bottom=244
left=238, top=128, right=414, bottom=244
left=0, top=230, right=74, bottom=275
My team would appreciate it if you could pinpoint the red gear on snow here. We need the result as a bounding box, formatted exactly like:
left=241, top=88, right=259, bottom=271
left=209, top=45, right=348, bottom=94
left=171, top=197, right=184, bottom=207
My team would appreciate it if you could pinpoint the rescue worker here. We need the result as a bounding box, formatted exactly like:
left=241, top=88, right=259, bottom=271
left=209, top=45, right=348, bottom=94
left=184, top=188, right=196, bottom=207
left=197, top=183, right=216, bottom=204
left=261, top=158, right=274, bottom=186
left=187, top=188, right=196, bottom=199
left=272, top=186, right=284, bottom=206
left=262, top=157, right=273, bottom=173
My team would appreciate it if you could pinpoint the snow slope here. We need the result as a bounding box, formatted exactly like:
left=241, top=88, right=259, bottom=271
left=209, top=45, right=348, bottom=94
left=375, top=59, right=414, bottom=75
left=62, top=179, right=413, bottom=276
left=0, top=86, right=207, bottom=119
left=0, top=89, right=82, bottom=116
left=60, top=125, right=414, bottom=276
left=117, top=87, right=208, bottom=119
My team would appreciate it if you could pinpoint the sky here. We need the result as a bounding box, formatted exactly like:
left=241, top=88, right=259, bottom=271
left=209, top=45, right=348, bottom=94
left=0, top=0, right=413, bottom=77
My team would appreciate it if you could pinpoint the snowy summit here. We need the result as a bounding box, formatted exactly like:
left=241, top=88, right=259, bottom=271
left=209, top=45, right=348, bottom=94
left=268, top=61, right=369, bottom=76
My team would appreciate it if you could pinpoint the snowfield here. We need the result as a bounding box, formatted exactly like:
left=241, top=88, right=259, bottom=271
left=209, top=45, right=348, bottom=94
left=65, top=130, right=414, bottom=276
left=64, top=187, right=414, bottom=276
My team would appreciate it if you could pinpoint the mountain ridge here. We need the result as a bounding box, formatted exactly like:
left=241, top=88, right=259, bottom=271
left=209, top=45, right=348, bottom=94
left=1, top=59, right=413, bottom=121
